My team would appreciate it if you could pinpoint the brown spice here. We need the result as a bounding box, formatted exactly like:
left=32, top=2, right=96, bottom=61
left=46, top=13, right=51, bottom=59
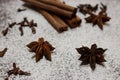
left=17, top=17, right=37, bottom=35
left=2, top=28, right=9, bottom=36
left=37, top=0, right=77, bottom=14
left=85, top=10, right=111, bottom=30
left=22, top=0, right=76, bottom=18
left=19, top=26, right=24, bottom=36
left=17, top=8, right=26, bottom=12
left=78, top=4, right=98, bottom=15
left=25, top=4, right=68, bottom=33
left=100, top=3, right=107, bottom=12
left=0, top=48, right=8, bottom=57
left=76, top=44, right=107, bottom=71
left=8, top=22, right=16, bottom=28
left=6, top=63, right=31, bottom=80
left=27, top=37, right=55, bottom=62
left=54, top=0, right=82, bottom=28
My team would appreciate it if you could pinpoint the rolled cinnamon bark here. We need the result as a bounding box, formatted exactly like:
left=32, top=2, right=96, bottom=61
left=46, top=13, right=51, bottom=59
left=39, top=10, right=68, bottom=32
left=51, top=14, right=68, bottom=28
left=54, top=0, right=82, bottom=28
left=37, top=0, right=77, bottom=14
left=22, top=0, right=75, bottom=18
left=24, top=4, right=68, bottom=32
left=64, top=16, right=82, bottom=28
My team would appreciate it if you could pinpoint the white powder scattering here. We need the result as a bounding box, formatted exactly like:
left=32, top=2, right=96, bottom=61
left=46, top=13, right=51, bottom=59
left=0, top=0, right=120, bottom=80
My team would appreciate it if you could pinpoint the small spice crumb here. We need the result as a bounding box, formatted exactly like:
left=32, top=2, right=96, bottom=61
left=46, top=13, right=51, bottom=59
left=0, top=48, right=8, bottom=57
left=2, top=28, right=9, bottom=36
left=17, top=8, right=26, bottom=12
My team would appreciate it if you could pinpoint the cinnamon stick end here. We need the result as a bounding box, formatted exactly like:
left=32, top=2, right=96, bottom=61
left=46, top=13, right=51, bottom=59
left=73, top=8, right=77, bottom=15
left=58, top=26, right=68, bottom=33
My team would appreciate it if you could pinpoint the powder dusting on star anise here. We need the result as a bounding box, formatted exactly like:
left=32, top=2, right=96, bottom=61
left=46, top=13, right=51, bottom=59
left=76, top=44, right=107, bottom=70
left=27, top=37, right=55, bottom=62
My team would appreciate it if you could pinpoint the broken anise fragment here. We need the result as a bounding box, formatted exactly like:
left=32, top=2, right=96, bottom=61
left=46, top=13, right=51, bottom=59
left=78, top=4, right=98, bottom=15
left=76, top=44, right=107, bottom=70
left=0, top=48, right=7, bottom=57
left=85, top=10, right=111, bottom=30
left=6, top=63, right=30, bottom=80
left=100, top=3, right=107, bottom=12
left=27, top=37, right=55, bottom=62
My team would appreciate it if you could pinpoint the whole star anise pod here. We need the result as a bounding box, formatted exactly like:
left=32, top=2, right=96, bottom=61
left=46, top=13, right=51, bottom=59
left=27, top=37, right=55, bottom=62
left=76, top=44, right=107, bottom=70
left=85, top=11, right=111, bottom=30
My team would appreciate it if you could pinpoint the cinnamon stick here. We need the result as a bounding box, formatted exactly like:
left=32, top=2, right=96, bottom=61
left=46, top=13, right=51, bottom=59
left=34, top=0, right=68, bottom=29
left=51, top=14, right=68, bottom=28
left=24, top=4, right=68, bottom=32
left=22, top=0, right=75, bottom=18
left=54, top=0, right=82, bottom=28
left=64, top=16, right=82, bottom=28
left=37, top=0, right=77, bottom=14
left=40, top=10, right=68, bottom=32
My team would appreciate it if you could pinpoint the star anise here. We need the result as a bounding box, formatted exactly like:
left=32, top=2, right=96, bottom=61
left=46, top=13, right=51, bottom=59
left=5, top=63, right=30, bottom=80
left=27, top=37, right=55, bottom=62
left=0, top=48, right=7, bottom=57
left=76, top=44, right=107, bottom=70
left=85, top=10, right=111, bottom=30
